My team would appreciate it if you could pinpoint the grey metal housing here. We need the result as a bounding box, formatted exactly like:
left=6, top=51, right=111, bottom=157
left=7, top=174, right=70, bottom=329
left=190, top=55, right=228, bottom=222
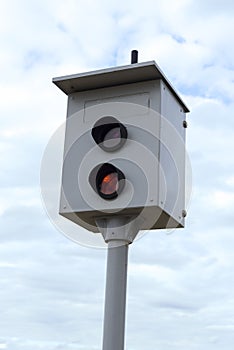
left=53, top=61, right=189, bottom=232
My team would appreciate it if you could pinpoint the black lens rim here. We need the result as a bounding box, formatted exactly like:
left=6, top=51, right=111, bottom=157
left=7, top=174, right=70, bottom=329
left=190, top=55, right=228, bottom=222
left=92, top=116, right=128, bottom=152
left=96, top=163, right=125, bottom=200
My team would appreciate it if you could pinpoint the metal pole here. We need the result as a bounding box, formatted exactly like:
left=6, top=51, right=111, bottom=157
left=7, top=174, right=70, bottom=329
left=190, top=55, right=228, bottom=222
left=103, top=230, right=128, bottom=350
left=96, top=216, right=140, bottom=350
left=102, top=240, right=129, bottom=350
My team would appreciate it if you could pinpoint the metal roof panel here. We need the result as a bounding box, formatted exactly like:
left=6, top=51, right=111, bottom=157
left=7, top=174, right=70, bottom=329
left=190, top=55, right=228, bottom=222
left=53, top=61, right=189, bottom=112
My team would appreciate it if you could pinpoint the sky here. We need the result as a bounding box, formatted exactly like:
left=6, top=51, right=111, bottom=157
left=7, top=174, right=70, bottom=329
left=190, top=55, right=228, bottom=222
left=1, top=0, right=234, bottom=349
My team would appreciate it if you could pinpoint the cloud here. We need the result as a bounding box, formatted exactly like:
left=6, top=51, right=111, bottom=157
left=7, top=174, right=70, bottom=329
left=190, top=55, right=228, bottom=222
left=1, top=0, right=234, bottom=349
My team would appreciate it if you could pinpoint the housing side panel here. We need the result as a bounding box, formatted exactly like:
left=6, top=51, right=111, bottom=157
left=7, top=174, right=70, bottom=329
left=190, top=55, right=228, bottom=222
left=159, top=81, right=187, bottom=227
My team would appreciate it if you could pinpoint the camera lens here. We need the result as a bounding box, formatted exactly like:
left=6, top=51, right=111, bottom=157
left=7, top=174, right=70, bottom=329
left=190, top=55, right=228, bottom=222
left=95, top=163, right=125, bottom=200
left=100, top=173, right=119, bottom=196
left=92, top=116, right=127, bottom=152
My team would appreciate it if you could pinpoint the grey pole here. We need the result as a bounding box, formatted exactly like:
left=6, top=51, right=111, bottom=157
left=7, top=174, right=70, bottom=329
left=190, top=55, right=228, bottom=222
left=96, top=216, right=141, bottom=350
left=102, top=240, right=129, bottom=350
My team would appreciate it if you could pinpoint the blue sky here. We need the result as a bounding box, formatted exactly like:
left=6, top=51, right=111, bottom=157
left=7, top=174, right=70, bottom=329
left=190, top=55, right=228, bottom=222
left=1, top=0, right=234, bottom=349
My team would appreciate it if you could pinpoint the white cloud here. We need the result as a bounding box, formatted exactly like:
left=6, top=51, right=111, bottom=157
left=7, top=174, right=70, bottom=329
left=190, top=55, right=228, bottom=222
left=1, top=0, right=234, bottom=349
left=226, top=176, right=234, bottom=187
left=205, top=190, right=234, bottom=209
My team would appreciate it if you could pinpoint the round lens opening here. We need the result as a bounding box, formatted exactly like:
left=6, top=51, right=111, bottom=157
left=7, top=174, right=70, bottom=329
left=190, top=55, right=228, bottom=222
left=103, top=127, right=121, bottom=149
left=100, top=172, right=119, bottom=195
left=91, top=117, right=128, bottom=152
left=93, top=163, right=125, bottom=200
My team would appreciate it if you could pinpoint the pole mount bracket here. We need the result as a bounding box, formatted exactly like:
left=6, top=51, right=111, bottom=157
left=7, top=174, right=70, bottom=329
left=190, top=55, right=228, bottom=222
left=95, top=216, right=144, bottom=245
